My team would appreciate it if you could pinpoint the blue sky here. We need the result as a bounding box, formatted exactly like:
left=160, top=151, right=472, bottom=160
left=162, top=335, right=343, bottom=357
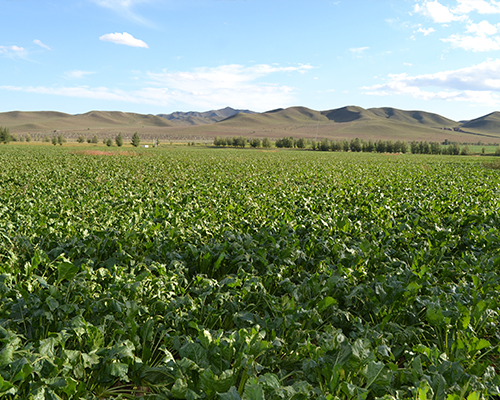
left=2, top=0, right=500, bottom=120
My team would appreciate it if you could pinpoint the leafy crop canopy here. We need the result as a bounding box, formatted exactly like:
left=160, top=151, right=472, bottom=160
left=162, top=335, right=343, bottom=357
left=0, top=145, right=499, bottom=399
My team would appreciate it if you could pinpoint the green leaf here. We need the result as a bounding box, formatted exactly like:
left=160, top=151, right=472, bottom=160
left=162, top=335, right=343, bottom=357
left=243, top=378, right=265, bottom=400
left=171, top=378, right=188, bottom=399
left=318, top=296, right=337, bottom=312
left=218, top=386, right=242, bottom=400
left=56, top=261, right=79, bottom=284
left=108, top=362, right=129, bottom=381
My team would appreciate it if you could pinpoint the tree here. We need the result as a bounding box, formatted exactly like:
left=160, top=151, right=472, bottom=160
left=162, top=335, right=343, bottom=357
left=232, top=136, right=245, bottom=147
left=57, top=134, right=66, bottom=145
left=262, top=137, right=271, bottom=148
left=77, top=135, right=85, bottom=143
left=131, top=132, right=141, bottom=147
left=250, top=138, right=261, bottom=148
left=296, top=137, right=307, bottom=149
left=319, top=139, right=330, bottom=151
left=106, top=138, right=113, bottom=147
left=0, top=126, right=11, bottom=144
left=376, top=140, right=386, bottom=153
left=91, top=135, right=98, bottom=144
left=115, top=133, right=124, bottom=147
left=26, top=133, right=31, bottom=143
left=350, top=138, right=362, bottom=152
left=52, top=136, right=57, bottom=145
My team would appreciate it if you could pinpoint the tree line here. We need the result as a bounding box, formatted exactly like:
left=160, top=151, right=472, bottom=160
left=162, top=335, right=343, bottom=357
left=213, top=135, right=500, bottom=155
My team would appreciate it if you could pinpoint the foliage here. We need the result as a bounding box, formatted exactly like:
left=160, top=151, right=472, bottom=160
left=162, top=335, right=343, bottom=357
left=131, top=132, right=141, bottom=147
left=115, top=133, right=124, bottom=147
left=0, top=126, right=11, bottom=144
left=250, top=138, right=261, bottom=148
left=0, top=147, right=499, bottom=399
left=77, top=135, right=85, bottom=144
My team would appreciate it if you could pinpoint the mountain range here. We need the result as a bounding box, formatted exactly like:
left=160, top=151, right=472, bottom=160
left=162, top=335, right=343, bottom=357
left=1, top=106, right=499, bottom=143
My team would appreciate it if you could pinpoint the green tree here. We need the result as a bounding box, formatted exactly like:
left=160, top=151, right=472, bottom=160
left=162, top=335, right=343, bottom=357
left=250, top=138, right=261, bottom=148
left=25, top=133, right=31, bottom=142
left=115, top=133, right=124, bottom=147
left=319, top=139, right=330, bottom=151
left=77, top=135, right=85, bottom=143
left=131, top=132, right=141, bottom=147
left=350, top=138, right=362, bottom=152
left=52, top=136, right=57, bottom=146
left=106, top=138, right=113, bottom=147
left=296, top=137, right=307, bottom=149
left=262, top=137, right=271, bottom=148
left=91, top=135, right=99, bottom=144
left=57, top=134, right=66, bottom=145
left=0, top=126, right=12, bottom=144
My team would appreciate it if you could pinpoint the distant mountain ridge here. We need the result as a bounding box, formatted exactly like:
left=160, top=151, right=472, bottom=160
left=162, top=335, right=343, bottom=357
left=157, top=106, right=255, bottom=126
left=1, top=105, right=499, bottom=142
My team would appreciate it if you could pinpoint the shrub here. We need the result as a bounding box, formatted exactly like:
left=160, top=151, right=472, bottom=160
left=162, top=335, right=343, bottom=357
left=116, top=133, right=124, bottom=147
left=131, top=132, right=141, bottom=147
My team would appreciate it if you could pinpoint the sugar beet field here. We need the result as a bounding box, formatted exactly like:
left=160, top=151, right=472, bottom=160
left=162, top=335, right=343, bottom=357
left=1, top=145, right=500, bottom=400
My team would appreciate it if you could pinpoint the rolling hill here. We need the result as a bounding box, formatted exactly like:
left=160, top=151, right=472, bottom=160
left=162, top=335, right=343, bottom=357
left=461, top=112, right=500, bottom=134
left=1, top=105, right=500, bottom=143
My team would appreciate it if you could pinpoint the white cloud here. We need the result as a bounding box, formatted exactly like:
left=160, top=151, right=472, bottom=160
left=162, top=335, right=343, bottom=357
left=417, top=26, right=436, bottom=35
left=453, top=0, right=500, bottom=15
left=0, top=45, right=26, bottom=59
left=349, top=46, right=369, bottom=54
left=363, top=58, right=500, bottom=106
left=467, top=20, right=499, bottom=35
left=442, top=33, right=500, bottom=50
left=414, top=1, right=464, bottom=23
left=0, top=63, right=314, bottom=111
left=0, top=45, right=25, bottom=53
left=64, top=70, right=96, bottom=79
left=33, top=39, right=51, bottom=50
left=404, top=62, right=413, bottom=66
left=99, top=32, right=149, bottom=48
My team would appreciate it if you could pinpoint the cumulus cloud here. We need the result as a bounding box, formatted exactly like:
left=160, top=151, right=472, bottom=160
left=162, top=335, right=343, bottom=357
left=0, top=63, right=314, bottom=111
left=413, top=1, right=500, bottom=51
left=363, top=58, right=500, bottom=105
left=33, top=39, right=51, bottom=50
left=442, top=34, right=500, bottom=50
left=99, top=32, right=149, bottom=48
left=414, top=1, right=464, bottom=23
left=417, top=26, right=436, bottom=35
left=453, top=0, right=500, bottom=15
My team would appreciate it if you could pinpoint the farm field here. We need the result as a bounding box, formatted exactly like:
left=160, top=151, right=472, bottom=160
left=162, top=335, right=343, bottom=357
left=0, top=145, right=500, bottom=399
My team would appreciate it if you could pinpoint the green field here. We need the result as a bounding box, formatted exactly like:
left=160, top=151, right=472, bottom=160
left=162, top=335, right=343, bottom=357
left=1, top=145, right=500, bottom=399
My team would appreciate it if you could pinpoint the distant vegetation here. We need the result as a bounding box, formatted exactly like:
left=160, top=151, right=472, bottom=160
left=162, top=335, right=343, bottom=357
left=213, top=135, right=496, bottom=155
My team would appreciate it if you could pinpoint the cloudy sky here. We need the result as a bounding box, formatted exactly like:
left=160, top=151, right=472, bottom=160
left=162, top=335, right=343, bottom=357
left=2, top=0, right=500, bottom=120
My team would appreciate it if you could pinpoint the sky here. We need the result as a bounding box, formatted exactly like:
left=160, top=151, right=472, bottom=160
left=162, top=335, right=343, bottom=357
left=2, top=0, right=500, bottom=120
